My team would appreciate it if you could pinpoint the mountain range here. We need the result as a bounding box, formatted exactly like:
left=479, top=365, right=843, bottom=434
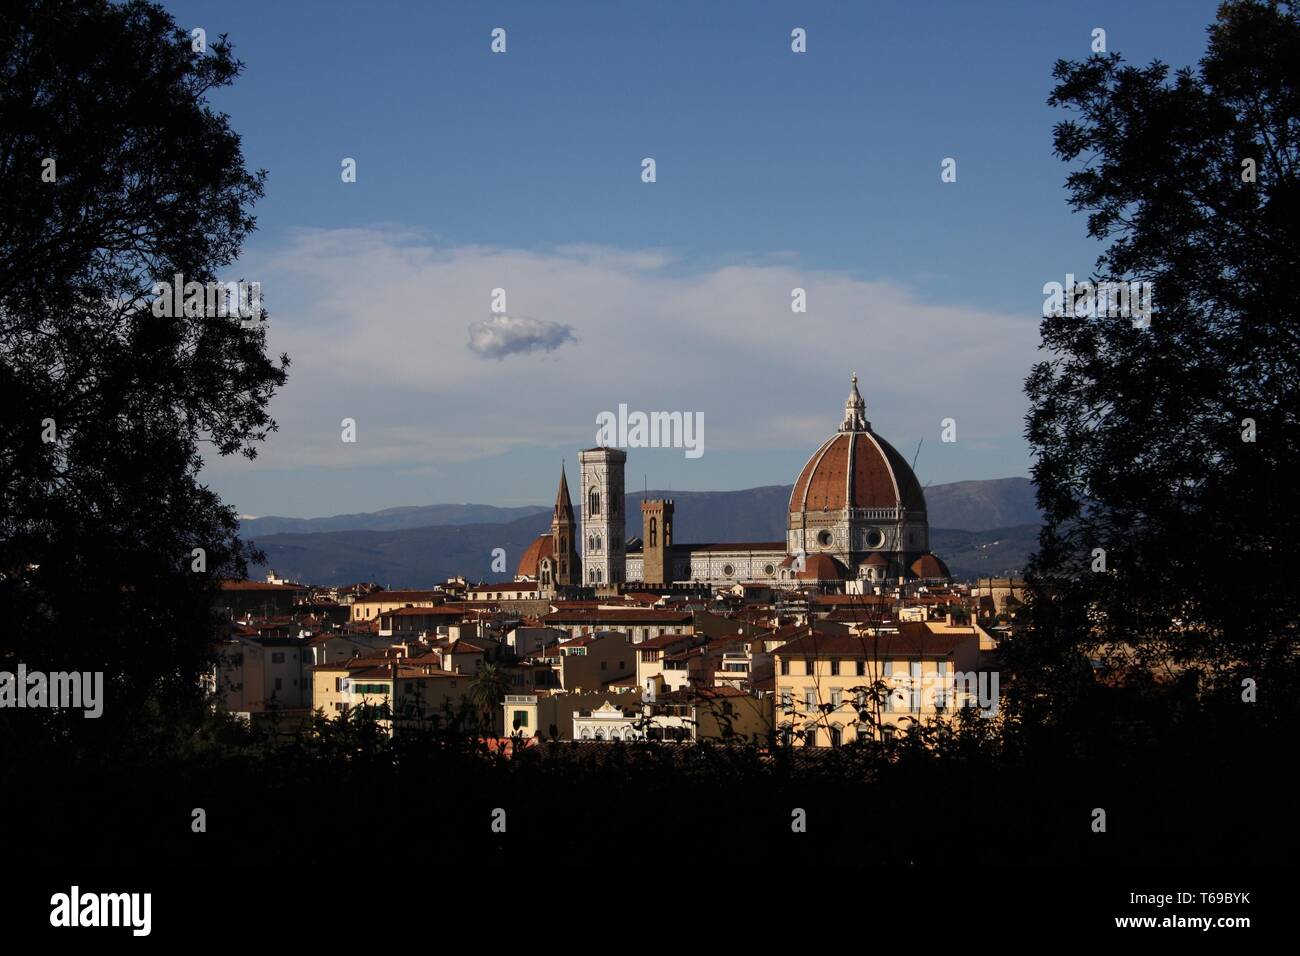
left=245, top=477, right=1041, bottom=586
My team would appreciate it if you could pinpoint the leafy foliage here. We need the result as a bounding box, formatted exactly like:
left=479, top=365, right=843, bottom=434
left=0, top=0, right=287, bottom=743
left=1020, top=0, right=1300, bottom=713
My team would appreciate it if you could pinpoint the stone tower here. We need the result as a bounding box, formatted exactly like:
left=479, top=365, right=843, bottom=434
left=640, top=498, right=674, bottom=586
left=579, top=446, right=626, bottom=587
left=551, top=463, right=580, bottom=587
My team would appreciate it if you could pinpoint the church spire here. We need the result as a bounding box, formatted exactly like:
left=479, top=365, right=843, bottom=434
left=839, top=373, right=870, bottom=432
left=551, top=461, right=579, bottom=587
left=554, top=461, right=574, bottom=519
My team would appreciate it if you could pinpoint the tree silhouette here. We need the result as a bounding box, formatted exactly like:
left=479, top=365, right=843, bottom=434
left=0, top=0, right=288, bottom=747
left=468, top=662, right=509, bottom=734
left=1021, top=0, right=1300, bottom=713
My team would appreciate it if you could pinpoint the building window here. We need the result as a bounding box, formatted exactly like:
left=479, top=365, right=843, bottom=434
left=589, top=488, right=600, bottom=515
left=722, top=564, right=734, bottom=578
left=804, top=727, right=817, bottom=747
left=764, top=563, right=775, bottom=575
left=512, top=710, right=528, bottom=730
left=910, top=661, right=923, bottom=711
left=935, top=660, right=950, bottom=709
left=831, top=690, right=842, bottom=708
left=805, top=689, right=816, bottom=712
left=829, top=725, right=842, bottom=748
left=271, top=651, right=285, bottom=664
left=274, top=677, right=283, bottom=691
left=817, top=530, right=833, bottom=547
left=830, top=659, right=840, bottom=676
left=780, top=689, right=792, bottom=710
left=780, top=659, right=789, bottom=676
left=804, top=658, right=815, bottom=676
left=856, top=660, right=866, bottom=676
left=649, top=517, right=657, bottom=547
left=865, top=528, right=884, bottom=549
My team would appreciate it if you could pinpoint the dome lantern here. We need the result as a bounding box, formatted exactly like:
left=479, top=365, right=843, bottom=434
left=839, top=373, right=870, bottom=432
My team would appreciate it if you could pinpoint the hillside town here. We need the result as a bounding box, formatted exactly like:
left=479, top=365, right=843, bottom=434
left=213, top=571, right=1022, bottom=746
left=210, top=380, right=1022, bottom=745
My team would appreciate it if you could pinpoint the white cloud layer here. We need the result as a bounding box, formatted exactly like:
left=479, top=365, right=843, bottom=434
left=206, top=226, right=1039, bottom=479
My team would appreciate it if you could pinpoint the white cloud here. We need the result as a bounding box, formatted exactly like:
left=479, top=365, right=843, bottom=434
left=468, top=314, right=577, bottom=359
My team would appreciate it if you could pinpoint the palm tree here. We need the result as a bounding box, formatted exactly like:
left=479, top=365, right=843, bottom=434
left=468, top=662, right=510, bottom=735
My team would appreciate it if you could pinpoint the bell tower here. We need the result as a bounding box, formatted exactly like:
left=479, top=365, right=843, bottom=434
left=579, top=446, right=626, bottom=587
left=640, top=498, right=674, bottom=586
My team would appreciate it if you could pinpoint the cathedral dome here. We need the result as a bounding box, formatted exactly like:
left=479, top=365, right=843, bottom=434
left=789, top=376, right=927, bottom=515
left=517, top=534, right=554, bottom=579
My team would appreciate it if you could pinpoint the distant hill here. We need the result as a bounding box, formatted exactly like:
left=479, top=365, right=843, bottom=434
left=239, top=503, right=549, bottom=536
left=249, top=512, right=554, bottom=588
left=928, top=524, right=1040, bottom=580
left=246, top=477, right=1041, bottom=586
left=616, top=477, right=1040, bottom=541
left=924, top=477, right=1040, bottom=532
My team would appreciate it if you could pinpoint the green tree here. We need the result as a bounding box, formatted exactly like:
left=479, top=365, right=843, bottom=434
left=468, top=662, right=509, bottom=734
left=1019, top=0, right=1300, bottom=713
left=0, top=0, right=288, bottom=748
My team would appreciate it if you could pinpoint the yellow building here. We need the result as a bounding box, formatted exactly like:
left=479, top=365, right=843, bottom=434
left=311, top=653, right=478, bottom=727
left=536, top=632, right=635, bottom=692
left=349, top=589, right=440, bottom=623
left=503, top=688, right=642, bottom=740
left=772, top=623, right=993, bottom=746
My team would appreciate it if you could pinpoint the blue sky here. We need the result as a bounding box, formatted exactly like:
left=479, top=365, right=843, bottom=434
left=173, top=0, right=1223, bottom=517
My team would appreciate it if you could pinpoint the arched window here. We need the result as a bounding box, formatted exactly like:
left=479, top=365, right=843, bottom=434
left=649, top=517, right=657, bottom=548
left=595, top=534, right=602, bottom=552
left=664, top=521, right=670, bottom=545
left=589, top=488, right=600, bottom=515
left=596, top=568, right=603, bottom=583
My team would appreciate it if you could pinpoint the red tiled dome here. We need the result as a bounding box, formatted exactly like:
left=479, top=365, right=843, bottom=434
left=516, top=534, right=554, bottom=579
left=789, top=429, right=926, bottom=514
left=909, top=553, right=950, bottom=579
left=789, top=376, right=926, bottom=517
left=794, top=553, right=848, bottom=581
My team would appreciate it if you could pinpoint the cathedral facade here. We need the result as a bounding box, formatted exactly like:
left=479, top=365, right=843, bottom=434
left=518, top=376, right=949, bottom=589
